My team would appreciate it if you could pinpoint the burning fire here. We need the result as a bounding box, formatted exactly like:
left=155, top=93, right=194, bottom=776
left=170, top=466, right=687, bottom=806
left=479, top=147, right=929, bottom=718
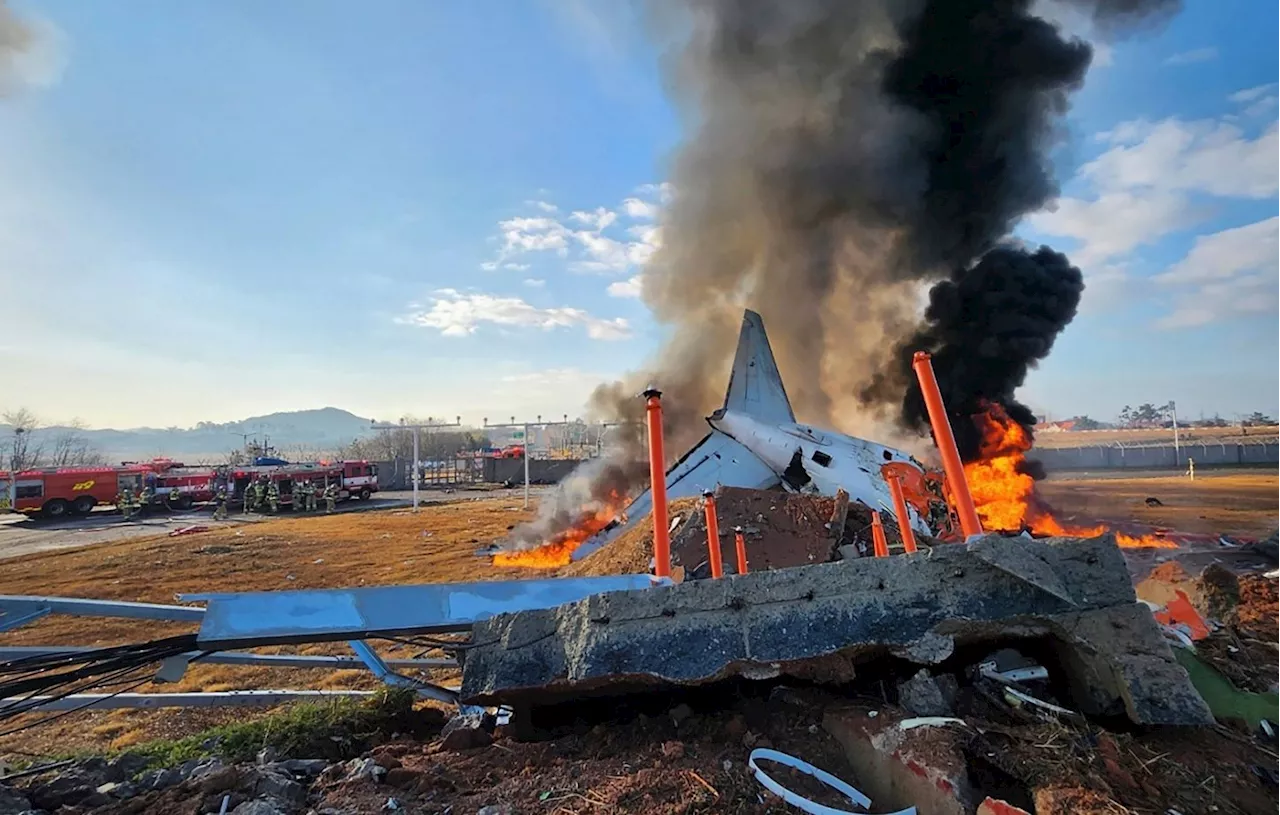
left=492, top=490, right=627, bottom=569
left=963, top=404, right=1175, bottom=548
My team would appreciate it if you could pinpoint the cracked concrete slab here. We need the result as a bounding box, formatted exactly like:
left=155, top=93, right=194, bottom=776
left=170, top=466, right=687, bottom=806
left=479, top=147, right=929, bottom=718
left=460, top=534, right=1212, bottom=726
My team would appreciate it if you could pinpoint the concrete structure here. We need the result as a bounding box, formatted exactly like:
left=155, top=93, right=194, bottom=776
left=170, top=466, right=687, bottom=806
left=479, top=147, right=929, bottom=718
left=482, top=458, right=580, bottom=485
left=460, top=534, right=1213, bottom=726
left=1035, top=439, right=1278, bottom=471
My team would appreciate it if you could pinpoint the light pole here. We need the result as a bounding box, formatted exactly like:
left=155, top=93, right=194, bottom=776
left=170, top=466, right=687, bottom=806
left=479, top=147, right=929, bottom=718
left=7, top=428, right=24, bottom=510
left=371, top=417, right=461, bottom=512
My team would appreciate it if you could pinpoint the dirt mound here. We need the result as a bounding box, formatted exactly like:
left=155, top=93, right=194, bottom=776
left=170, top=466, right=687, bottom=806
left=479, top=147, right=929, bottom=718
left=561, top=498, right=700, bottom=578
left=567, top=487, right=914, bottom=579
left=669, top=487, right=899, bottom=577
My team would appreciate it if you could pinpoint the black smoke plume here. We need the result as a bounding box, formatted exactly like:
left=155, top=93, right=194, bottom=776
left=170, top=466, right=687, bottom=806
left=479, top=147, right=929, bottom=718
left=892, top=245, right=1085, bottom=461
left=503, top=0, right=1179, bottom=552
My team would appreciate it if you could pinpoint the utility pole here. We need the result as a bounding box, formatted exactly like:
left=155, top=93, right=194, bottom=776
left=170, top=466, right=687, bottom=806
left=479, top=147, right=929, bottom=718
left=371, top=417, right=461, bottom=512
left=482, top=417, right=611, bottom=509
left=6, top=427, right=23, bottom=510
left=1169, top=401, right=1180, bottom=466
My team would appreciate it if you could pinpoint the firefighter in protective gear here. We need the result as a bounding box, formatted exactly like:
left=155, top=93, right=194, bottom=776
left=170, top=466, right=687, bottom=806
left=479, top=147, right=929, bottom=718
left=250, top=477, right=267, bottom=513
left=117, top=488, right=134, bottom=521
left=306, top=481, right=319, bottom=512
left=291, top=481, right=306, bottom=513
left=212, top=486, right=229, bottom=520
left=169, top=487, right=182, bottom=509
left=266, top=480, right=280, bottom=513
left=323, top=483, right=337, bottom=513
left=137, top=486, right=153, bottom=517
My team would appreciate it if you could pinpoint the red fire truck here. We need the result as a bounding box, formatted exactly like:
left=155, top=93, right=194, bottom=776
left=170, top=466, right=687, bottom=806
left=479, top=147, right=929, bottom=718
left=2, top=460, right=379, bottom=517
left=0, top=466, right=147, bottom=517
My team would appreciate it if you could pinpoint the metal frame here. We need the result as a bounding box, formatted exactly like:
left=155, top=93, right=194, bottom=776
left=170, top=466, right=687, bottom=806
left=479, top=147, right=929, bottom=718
left=0, top=647, right=457, bottom=670
left=0, top=573, right=662, bottom=713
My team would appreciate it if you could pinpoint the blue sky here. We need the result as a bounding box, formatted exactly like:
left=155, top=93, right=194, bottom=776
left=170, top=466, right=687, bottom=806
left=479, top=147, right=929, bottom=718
left=1, top=0, right=1275, bottom=430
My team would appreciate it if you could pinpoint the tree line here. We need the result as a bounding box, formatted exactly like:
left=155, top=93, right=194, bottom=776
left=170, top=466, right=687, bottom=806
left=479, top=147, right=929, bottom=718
left=2, top=409, right=106, bottom=471
left=1061, top=404, right=1276, bottom=431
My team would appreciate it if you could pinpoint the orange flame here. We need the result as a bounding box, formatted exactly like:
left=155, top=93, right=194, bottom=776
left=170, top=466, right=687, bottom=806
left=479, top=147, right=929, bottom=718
left=963, top=405, right=1176, bottom=548
left=492, top=490, right=627, bottom=569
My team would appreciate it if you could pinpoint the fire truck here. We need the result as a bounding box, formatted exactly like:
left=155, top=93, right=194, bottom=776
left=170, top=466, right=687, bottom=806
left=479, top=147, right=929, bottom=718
left=0, top=466, right=148, bottom=517
left=1, top=460, right=378, bottom=517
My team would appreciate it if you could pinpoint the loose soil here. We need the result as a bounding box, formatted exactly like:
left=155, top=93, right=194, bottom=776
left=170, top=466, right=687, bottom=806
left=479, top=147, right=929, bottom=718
left=1039, top=472, right=1279, bottom=538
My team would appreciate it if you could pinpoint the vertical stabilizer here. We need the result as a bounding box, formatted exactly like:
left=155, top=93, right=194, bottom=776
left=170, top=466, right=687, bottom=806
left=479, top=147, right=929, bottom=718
left=722, top=310, right=795, bottom=424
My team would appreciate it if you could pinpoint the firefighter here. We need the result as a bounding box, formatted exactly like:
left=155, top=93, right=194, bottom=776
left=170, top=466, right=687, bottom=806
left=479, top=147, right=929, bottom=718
left=291, top=481, right=305, bottom=513
left=323, top=482, right=337, bottom=513
left=168, top=487, right=182, bottom=509
left=266, top=479, right=280, bottom=513
left=306, top=480, right=319, bottom=512
left=251, top=476, right=268, bottom=513
left=117, top=487, right=134, bottom=521
left=212, top=486, right=229, bottom=520
left=137, top=485, right=153, bottom=517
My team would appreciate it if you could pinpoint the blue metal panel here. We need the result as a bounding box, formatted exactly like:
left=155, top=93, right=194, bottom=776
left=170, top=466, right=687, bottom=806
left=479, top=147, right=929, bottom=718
left=184, top=574, right=663, bottom=648
left=0, top=596, right=204, bottom=633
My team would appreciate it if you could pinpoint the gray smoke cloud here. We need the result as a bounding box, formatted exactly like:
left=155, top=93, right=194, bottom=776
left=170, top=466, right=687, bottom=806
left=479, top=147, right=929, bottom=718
left=0, top=1, right=36, bottom=95
left=0, top=1, right=60, bottom=96
left=503, top=0, right=1179, bottom=552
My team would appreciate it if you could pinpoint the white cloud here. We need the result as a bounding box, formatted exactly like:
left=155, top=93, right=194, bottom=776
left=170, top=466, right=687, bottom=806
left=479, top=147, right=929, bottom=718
left=1230, top=84, right=1278, bottom=104
left=622, top=197, right=659, bottom=219
left=400, top=289, right=631, bottom=340
left=1154, top=217, right=1279, bottom=329
left=1229, top=84, right=1279, bottom=118
left=1028, top=189, right=1200, bottom=265
left=635, top=182, right=674, bottom=203
left=607, top=275, right=643, bottom=298
left=480, top=261, right=498, bottom=271
left=1084, top=119, right=1278, bottom=199
left=523, top=278, right=545, bottom=287
left=479, top=185, right=668, bottom=278
left=497, top=216, right=571, bottom=256
left=569, top=207, right=619, bottom=231
left=1033, top=113, right=1279, bottom=331
left=1162, top=47, right=1218, bottom=66
left=525, top=200, right=559, bottom=213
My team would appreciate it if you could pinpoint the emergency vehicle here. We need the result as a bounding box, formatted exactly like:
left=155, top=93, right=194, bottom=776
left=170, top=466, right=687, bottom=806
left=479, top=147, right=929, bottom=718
left=0, top=466, right=147, bottom=517
left=1, top=459, right=378, bottom=517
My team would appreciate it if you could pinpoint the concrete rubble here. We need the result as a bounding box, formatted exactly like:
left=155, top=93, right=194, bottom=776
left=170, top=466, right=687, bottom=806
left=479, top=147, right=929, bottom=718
left=460, top=532, right=1214, bottom=726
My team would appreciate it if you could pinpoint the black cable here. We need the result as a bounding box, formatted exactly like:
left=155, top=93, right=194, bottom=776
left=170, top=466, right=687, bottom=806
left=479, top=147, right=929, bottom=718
left=0, top=675, right=154, bottom=738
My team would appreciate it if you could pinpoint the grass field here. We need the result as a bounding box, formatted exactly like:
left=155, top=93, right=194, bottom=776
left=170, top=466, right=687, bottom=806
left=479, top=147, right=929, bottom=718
left=1039, top=472, right=1278, bottom=538
left=0, top=472, right=1274, bottom=758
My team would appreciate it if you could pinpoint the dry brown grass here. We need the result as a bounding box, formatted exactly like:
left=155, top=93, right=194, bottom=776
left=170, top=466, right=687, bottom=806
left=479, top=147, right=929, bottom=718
left=1039, top=472, right=1278, bottom=538
left=0, top=497, right=550, bottom=758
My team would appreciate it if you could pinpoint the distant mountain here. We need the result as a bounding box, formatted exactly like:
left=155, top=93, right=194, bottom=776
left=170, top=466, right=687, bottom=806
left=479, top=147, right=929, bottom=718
left=0, top=407, right=376, bottom=464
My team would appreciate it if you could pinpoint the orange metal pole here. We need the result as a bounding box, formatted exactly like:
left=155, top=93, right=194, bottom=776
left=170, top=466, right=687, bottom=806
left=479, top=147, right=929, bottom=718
left=643, top=388, right=671, bottom=578
left=871, top=510, right=889, bottom=558
left=911, top=351, right=983, bottom=539
left=733, top=526, right=749, bottom=575
left=885, top=473, right=918, bottom=554
left=703, top=491, right=724, bottom=578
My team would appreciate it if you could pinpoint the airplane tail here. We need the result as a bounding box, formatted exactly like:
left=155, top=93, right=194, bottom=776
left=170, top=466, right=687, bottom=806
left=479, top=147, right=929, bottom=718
left=722, top=310, right=795, bottom=424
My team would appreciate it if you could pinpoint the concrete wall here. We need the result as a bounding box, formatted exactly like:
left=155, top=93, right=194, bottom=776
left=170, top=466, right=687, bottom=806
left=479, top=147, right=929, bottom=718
left=1034, top=441, right=1278, bottom=471
left=483, top=458, right=582, bottom=484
